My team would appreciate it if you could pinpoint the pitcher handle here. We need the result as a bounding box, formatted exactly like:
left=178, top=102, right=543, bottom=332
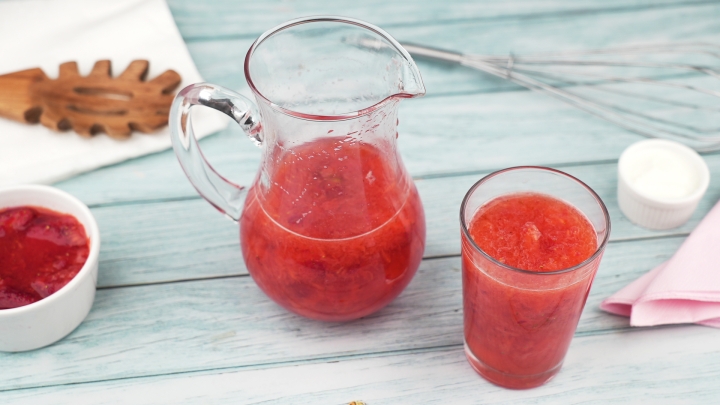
left=169, top=83, right=262, bottom=221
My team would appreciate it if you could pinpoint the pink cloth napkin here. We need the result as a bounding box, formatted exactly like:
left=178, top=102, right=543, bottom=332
left=601, top=199, right=720, bottom=327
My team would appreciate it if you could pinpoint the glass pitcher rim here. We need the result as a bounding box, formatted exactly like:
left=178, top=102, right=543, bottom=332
left=243, top=15, right=425, bottom=122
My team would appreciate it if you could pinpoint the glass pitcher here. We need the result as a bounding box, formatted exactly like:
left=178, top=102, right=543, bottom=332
left=169, top=16, right=426, bottom=321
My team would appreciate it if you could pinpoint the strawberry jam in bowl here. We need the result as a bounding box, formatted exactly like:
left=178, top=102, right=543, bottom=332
left=460, top=167, right=610, bottom=389
left=0, top=185, right=100, bottom=352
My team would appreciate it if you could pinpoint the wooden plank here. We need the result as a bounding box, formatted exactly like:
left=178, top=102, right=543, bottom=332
left=56, top=128, right=259, bottom=207
left=166, top=0, right=712, bottom=40
left=0, top=235, right=685, bottom=391
left=94, top=198, right=242, bottom=287
left=182, top=3, right=720, bottom=97
left=54, top=2, right=720, bottom=205
left=2, top=1, right=716, bottom=401
left=419, top=157, right=720, bottom=258
left=2, top=312, right=718, bottom=403
left=90, top=155, right=720, bottom=288
left=56, top=87, right=645, bottom=206
left=56, top=87, right=719, bottom=209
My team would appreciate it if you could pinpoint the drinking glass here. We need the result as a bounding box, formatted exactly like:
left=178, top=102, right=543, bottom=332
left=460, top=166, right=611, bottom=388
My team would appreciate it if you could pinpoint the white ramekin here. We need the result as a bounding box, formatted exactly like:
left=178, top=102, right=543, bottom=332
left=0, top=185, right=100, bottom=352
left=618, top=139, right=710, bottom=230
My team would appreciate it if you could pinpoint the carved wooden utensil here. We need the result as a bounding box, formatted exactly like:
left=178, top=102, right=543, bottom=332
left=0, top=60, right=181, bottom=139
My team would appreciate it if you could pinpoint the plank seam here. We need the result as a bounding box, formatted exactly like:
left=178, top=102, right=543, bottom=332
left=421, top=232, right=691, bottom=261
left=95, top=234, right=691, bottom=290
left=0, top=344, right=461, bottom=394
left=412, top=159, right=620, bottom=180
left=97, top=273, right=251, bottom=291
left=86, top=149, right=720, bottom=209
left=178, top=0, right=719, bottom=43
left=418, top=72, right=702, bottom=100
left=0, top=324, right=687, bottom=394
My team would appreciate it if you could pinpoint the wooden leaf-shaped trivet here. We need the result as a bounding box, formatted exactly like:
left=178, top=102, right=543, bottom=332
left=0, top=60, right=181, bottom=139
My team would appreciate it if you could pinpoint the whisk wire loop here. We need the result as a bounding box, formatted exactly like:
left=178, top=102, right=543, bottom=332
left=402, top=42, right=720, bottom=151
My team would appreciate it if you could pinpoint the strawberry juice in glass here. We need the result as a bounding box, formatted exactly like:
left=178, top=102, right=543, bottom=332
left=460, top=166, right=610, bottom=389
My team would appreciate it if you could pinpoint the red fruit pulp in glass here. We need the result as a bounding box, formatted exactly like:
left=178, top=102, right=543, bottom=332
left=463, top=193, right=598, bottom=388
left=240, top=137, right=425, bottom=321
left=0, top=206, right=90, bottom=310
left=469, top=193, right=597, bottom=271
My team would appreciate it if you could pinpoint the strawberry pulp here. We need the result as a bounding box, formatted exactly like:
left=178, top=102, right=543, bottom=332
left=0, top=206, right=89, bottom=309
left=240, top=136, right=425, bottom=321
left=463, top=193, right=599, bottom=388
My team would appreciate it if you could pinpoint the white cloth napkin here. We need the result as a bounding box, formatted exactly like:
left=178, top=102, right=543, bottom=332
left=0, top=0, right=228, bottom=186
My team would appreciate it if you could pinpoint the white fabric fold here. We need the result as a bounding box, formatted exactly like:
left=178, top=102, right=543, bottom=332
left=0, top=0, right=228, bottom=186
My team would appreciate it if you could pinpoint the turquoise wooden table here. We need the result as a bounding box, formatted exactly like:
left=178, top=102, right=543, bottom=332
left=3, top=1, right=720, bottom=403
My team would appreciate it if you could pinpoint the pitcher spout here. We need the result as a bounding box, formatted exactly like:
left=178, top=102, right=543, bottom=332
left=390, top=42, right=426, bottom=99
left=346, top=23, right=426, bottom=100
left=245, top=16, right=425, bottom=120
left=396, top=57, right=426, bottom=99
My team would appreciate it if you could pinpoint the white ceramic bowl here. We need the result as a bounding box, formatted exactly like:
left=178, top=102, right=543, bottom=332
left=0, top=185, right=100, bottom=352
left=618, top=139, right=710, bottom=230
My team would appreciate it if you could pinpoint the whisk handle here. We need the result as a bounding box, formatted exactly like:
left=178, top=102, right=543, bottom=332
left=400, top=43, right=465, bottom=64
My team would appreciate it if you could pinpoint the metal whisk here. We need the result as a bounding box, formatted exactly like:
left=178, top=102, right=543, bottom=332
left=401, top=42, right=720, bottom=152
